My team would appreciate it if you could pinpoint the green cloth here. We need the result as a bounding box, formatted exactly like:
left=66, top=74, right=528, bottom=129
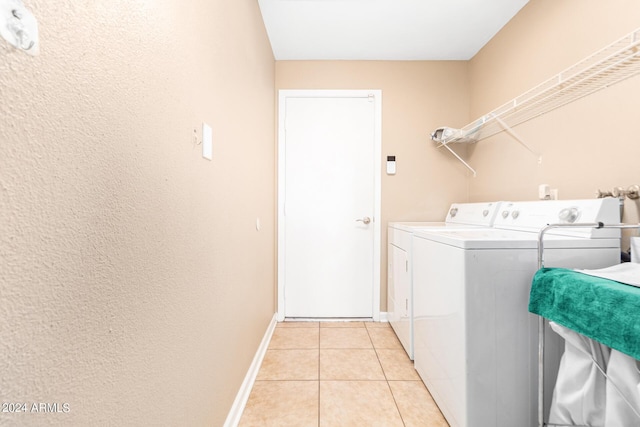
left=529, top=267, right=640, bottom=360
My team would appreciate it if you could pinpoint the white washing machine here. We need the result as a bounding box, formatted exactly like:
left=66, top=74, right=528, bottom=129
left=412, top=198, right=621, bottom=427
left=388, top=201, right=502, bottom=360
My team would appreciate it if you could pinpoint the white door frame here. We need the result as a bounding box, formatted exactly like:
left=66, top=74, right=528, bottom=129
left=277, top=89, right=382, bottom=322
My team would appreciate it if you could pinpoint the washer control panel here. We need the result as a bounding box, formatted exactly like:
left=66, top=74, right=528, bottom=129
left=445, top=202, right=503, bottom=226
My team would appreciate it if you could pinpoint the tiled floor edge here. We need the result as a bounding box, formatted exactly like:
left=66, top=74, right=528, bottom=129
left=223, top=313, right=278, bottom=427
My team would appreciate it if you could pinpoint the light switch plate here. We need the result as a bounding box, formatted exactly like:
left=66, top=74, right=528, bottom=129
left=202, top=123, right=212, bottom=160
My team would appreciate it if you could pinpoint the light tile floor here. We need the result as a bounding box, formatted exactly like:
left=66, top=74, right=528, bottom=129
left=239, top=321, right=449, bottom=427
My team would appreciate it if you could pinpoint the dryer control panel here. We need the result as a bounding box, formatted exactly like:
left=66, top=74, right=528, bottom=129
left=493, top=198, right=620, bottom=238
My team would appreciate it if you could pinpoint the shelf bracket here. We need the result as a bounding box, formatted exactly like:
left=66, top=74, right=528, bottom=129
left=492, top=114, right=543, bottom=164
left=440, top=141, right=477, bottom=177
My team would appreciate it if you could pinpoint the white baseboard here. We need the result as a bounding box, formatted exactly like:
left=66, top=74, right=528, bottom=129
left=223, top=313, right=277, bottom=427
left=379, top=311, right=389, bottom=322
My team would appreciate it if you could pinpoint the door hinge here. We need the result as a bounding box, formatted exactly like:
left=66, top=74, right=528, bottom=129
left=405, top=260, right=408, bottom=272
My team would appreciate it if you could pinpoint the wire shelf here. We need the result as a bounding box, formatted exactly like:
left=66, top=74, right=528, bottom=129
left=433, top=27, right=640, bottom=172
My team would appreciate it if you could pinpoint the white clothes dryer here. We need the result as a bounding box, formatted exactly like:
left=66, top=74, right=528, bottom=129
left=412, top=198, right=621, bottom=427
left=388, top=201, right=502, bottom=360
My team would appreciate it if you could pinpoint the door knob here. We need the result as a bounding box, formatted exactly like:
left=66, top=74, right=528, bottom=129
left=356, top=217, right=371, bottom=225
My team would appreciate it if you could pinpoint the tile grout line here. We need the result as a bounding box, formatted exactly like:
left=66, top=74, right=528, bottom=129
left=368, top=325, right=408, bottom=427
left=386, top=382, right=408, bottom=427
left=367, top=326, right=388, bottom=382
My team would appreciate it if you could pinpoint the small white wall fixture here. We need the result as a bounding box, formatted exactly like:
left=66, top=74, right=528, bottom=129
left=0, top=0, right=39, bottom=55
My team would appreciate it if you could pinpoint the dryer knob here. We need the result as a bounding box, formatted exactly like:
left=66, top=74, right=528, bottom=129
left=511, top=210, right=520, bottom=219
left=502, top=210, right=509, bottom=218
left=449, top=207, right=458, bottom=217
left=559, top=207, right=580, bottom=223
left=482, top=209, right=489, bottom=217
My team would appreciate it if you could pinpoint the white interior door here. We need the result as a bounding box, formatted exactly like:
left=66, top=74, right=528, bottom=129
left=278, top=90, right=381, bottom=319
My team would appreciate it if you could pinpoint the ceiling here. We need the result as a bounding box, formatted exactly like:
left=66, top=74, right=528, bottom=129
left=258, top=0, right=529, bottom=61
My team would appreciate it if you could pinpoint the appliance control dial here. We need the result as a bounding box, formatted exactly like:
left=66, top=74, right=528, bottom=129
left=502, top=210, right=509, bottom=218
left=559, top=207, right=580, bottom=223
left=511, top=210, right=520, bottom=219
left=449, top=207, right=458, bottom=217
left=482, top=209, right=489, bottom=217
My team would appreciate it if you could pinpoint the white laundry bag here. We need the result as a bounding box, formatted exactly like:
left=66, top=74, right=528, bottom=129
left=604, top=349, right=640, bottom=426
left=548, top=322, right=609, bottom=426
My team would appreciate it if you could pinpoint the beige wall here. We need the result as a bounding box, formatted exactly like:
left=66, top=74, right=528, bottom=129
left=0, top=1, right=275, bottom=426
left=468, top=0, right=640, bottom=230
left=276, top=61, right=471, bottom=310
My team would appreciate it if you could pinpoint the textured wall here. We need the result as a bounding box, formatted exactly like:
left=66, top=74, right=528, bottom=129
left=276, top=61, right=470, bottom=310
left=468, top=0, right=640, bottom=226
left=0, top=1, right=275, bottom=426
